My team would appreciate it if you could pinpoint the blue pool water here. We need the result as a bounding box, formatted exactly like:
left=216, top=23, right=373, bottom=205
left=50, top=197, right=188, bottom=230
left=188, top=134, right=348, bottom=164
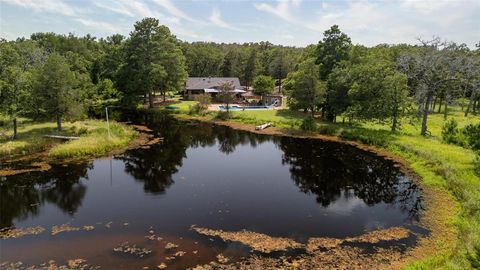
left=219, top=105, right=271, bottom=110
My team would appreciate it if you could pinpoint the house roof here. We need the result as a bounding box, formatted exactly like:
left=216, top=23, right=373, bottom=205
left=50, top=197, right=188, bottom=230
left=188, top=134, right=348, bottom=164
left=186, top=77, right=241, bottom=90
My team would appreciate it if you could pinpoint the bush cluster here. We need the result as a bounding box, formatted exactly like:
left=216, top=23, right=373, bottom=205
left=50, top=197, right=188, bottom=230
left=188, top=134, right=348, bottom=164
left=300, top=116, right=316, bottom=131
left=442, top=119, right=480, bottom=176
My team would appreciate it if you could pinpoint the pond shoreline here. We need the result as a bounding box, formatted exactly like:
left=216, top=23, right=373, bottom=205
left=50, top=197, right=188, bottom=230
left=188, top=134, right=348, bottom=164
left=0, top=123, right=155, bottom=177
left=173, top=113, right=459, bottom=269
left=0, top=113, right=459, bottom=269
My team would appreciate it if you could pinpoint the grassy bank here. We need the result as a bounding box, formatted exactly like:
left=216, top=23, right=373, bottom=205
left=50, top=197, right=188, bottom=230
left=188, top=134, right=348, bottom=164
left=168, top=101, right=480, bottom=269
left=0, top=119, right=137, bottom=160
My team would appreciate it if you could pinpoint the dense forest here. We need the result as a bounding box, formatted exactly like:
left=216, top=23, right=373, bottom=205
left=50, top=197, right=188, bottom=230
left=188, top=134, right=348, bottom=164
left=1, top=17, right=479, bottom=137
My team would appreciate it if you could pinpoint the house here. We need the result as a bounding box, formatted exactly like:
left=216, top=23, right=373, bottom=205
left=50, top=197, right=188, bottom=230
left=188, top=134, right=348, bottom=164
left=183, top=77, right=245, bottom=100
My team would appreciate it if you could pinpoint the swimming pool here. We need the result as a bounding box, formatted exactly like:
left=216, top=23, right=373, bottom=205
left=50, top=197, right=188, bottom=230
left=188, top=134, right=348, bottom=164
left=218, top=105, right=272, bottom=110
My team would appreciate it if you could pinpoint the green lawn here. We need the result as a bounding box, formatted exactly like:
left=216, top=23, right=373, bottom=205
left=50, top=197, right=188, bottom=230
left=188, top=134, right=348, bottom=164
left=0, top=119, right=137, bottom=159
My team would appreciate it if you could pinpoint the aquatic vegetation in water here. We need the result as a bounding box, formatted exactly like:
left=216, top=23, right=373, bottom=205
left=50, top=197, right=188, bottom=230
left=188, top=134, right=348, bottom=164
left=345, top=226, right=410, bottom=244
left=174, top=251, right=186, bottom=257
left=113, top=242, right=152, bottom=257
left=164, top=242, right=179, bottom=250
left=51, top=224, right=95, bottom=236
left=306, top=237, right=343, bottom=252
left=189, top=226, right=415, bottom=269
left=0, top=226, right=45, bottom=239
left=0, top=259, right=98, bottom=270
left=191, top=226, right=303, bottom=253
left=156, top=263, right=167, bottom=269
left=216, top=254, right=229, bottom=263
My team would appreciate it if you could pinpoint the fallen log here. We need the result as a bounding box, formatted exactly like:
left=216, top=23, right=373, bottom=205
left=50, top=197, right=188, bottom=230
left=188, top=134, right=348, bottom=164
left=255, top=122, right=272, bottom=130
left=44, top=135, right=80, bottom=140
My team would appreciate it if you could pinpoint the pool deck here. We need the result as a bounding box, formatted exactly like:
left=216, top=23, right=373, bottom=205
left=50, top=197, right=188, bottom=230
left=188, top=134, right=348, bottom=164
left=208, top=104, right=281, bottom=111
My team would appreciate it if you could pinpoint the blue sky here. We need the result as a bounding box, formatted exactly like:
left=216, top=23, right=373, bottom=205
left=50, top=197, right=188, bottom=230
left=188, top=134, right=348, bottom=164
left=1, top=0, right=479, bottom=47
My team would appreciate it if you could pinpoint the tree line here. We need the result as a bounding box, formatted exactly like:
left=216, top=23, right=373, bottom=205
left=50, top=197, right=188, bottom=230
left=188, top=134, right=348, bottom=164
left=1, top=17, right=479, bottom=138
left=284, top=25, right=480, bottom=134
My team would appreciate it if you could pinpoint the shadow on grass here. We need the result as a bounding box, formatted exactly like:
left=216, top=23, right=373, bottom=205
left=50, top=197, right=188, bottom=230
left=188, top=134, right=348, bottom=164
left=339, top=127, right=395, bottom=147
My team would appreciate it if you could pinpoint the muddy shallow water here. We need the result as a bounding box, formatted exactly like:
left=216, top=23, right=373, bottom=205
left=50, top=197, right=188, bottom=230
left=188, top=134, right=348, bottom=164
left=0, top=116, right=425, bottom=269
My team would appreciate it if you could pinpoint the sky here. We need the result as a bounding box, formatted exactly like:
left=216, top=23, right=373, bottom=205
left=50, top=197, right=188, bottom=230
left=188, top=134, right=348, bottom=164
left=0, top=0, right=479, bottom=48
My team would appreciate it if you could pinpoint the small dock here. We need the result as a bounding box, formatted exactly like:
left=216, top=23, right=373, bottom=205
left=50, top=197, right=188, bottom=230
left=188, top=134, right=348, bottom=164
left=255, top=122, right=272, bottom=130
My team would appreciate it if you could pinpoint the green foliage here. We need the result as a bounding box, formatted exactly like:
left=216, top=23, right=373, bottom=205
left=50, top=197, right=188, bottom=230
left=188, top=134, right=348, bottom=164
left=118, top=18, right=187, bottom=107
left=244, top=49, right=257, bottom=87
left=86, top=79, right=123, bottom=116
left=253, top=75, right=275, bottom=95
left=218, top=81, right=235, bottom=113
left=0, top=120, right=136, bottom=158
left=215, top=111, right=230, bottom=120
left=49, top=121, right=137, bottom=158
left=284, top=59, right=325, bottom=115
left=316, top=124, right=338, bottom=135
left=340, top=128, right=391, bottom=147
left=189, top=94, right=211, bottom=115
left=474, top=154, right=480, bottom=177
left=316, top=25, right=352, bottom=80
left=33, top=53, right=82, bottom=130
left=463, top=123, right=480, bottom=151
left=300, top=116, right=316, bottom=131
left=442, top=118, right=461, bottom=144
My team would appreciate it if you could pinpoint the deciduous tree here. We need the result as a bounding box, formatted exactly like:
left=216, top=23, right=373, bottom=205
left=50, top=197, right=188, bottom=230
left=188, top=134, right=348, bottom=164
left=253, top=75, right=274, bottom=96
left=33, top=53, right=80, bottom=131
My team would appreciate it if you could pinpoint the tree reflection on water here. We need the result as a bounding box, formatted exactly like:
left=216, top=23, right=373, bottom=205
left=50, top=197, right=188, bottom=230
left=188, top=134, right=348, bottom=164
left=1, top=113, right=422, bottom=229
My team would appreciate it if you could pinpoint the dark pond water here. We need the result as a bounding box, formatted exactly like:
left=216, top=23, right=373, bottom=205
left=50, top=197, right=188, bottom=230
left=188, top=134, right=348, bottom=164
left=0, top=114, right=424, bottom=269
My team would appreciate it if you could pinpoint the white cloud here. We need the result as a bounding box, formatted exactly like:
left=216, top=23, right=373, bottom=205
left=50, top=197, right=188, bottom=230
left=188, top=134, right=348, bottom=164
left=1, top=0, right=79, bottom=16
left=152, top=0, right=195, bottom=22
left=209, top=9, right=239, bottom=30
left=254, top=0, right=298, bottom=22
left=74, top=18, right=125, bottom=34
left=92, top=0, right=161, bottom=18
left=255, top=0, right=480, bottom=47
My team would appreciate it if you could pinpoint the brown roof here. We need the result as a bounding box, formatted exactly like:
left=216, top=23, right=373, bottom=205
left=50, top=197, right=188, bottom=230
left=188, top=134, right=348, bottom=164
left=186, top=77, right=241, bottom=90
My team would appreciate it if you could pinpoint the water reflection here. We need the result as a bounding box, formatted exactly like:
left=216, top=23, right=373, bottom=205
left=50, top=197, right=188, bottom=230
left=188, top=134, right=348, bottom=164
left=1, top=113, right=422, bottom=230
left=0, top=164, right=90, bottom=228
left=279, top=137, right=422, bottom=219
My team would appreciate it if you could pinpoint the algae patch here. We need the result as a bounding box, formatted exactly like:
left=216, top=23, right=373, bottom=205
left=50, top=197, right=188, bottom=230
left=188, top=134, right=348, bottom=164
left=0, top=226, right=45, bottom=239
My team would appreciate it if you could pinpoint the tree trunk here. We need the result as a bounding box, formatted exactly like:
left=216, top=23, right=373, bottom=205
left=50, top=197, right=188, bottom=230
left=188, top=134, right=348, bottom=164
left=437, top=98, right=442, bottom=113
left=421, top=92, right=432, bottom=136
left=417, top=103, right=423, bottom=118
left=278, top=78, right=282, bottom=94
left=56, top=114, right=62, bottom=132
left=391, top=107, right=398, bottom=132
left=163, top=90, right=166, bottom=102
left=474, top=100, right=477, bottom=114
left=148, top=92, right=154, bottom=108
left=12, top=118, right=17, bottom=139
left=444, top=98, right=448, bottom=120
left=431, top=97, right=437, bottom=112
left=465, top=95, right=473, bottom=116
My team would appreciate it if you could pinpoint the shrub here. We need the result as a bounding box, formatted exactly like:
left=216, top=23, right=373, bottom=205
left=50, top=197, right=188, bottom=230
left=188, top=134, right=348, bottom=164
left=442, top=119, right=460, bottom=144
left=463, top=123, right=480, bottom=151
left=215, top=111, right=230, bottom=120
left=317, top=124, right=338, bottom=135
left=193, top=94, right=211, bottom=110
left=474, top=154, right=480, bottom=177
left=300, top=116, right=316, bottom=131
left=340, top=128, right=390, bottom=147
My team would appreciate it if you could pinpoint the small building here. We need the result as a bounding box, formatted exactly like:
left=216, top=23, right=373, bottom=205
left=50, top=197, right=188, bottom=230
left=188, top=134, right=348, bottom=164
left=183, top=77, right=244, bottom=100
left=262, top=94, right=284, bottom=107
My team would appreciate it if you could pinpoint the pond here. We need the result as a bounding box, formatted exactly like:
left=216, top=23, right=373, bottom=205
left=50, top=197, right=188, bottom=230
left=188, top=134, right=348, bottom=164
left=0, top=115, right=425, bottom=269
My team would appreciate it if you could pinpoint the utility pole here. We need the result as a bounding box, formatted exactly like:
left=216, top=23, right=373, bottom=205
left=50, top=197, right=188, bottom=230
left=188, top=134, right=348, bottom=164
left=106, top=107, right=111, bottom=139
